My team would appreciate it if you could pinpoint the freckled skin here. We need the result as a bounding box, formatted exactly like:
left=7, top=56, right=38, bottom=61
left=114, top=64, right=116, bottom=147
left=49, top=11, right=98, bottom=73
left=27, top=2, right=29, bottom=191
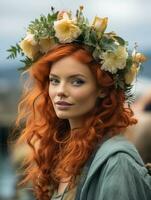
left=49, top=56, right=100, bottom=129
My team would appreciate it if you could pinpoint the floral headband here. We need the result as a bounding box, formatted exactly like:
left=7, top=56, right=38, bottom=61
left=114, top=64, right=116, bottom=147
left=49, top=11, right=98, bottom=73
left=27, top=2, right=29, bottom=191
left=7, top=6, right=146, bottom=104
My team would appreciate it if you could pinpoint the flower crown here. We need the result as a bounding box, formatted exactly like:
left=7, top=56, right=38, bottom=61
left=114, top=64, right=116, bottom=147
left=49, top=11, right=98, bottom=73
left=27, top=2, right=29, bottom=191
left=7, top=6, right=146, bottom=104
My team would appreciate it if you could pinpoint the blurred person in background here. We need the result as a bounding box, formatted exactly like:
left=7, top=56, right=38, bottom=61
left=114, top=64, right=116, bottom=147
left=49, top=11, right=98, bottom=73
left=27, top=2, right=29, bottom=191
left=125, top=89, right=151, bottom=170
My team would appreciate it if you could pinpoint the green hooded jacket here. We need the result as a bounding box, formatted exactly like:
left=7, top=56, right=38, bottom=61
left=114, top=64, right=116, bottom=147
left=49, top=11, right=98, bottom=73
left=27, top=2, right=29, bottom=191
left=75, top=134, right=151, bottom=200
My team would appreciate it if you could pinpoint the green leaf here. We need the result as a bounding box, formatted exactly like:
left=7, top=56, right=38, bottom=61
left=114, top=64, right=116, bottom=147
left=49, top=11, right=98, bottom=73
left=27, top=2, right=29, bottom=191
left=113, top=36, right=125, bottom=46
left=99, top=36, right=118, bottom=51
left=89, top=29, right=98, bottom=44
left=7, top=43, right=23, bottom=59
left=27, top=12, right=58, bottom=39
left=92, top=48, right=101, bottom=60
left=126, top=56, right=133, bottom=70
left=17, top=65, right=30, bottom=72
left=17, top=57, right=33, bottom=71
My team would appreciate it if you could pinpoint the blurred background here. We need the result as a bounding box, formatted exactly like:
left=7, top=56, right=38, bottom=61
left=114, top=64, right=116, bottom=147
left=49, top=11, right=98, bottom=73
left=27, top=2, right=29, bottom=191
left=0, top=0, right=151, bottom=199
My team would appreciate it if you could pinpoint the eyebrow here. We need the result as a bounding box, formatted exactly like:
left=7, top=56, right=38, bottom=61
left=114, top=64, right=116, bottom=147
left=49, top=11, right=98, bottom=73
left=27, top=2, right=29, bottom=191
left=49, top=73, right=86, bottom=79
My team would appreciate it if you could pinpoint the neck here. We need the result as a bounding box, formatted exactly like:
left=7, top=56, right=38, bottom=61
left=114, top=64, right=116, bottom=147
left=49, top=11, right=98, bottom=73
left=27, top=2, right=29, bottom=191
left=69, top=117, right=85, bottom=130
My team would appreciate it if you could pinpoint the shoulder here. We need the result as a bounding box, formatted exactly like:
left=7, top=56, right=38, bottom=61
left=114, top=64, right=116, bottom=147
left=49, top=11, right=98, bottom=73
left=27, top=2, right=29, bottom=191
left=91, top=135, right=151, bottom=191
left=93, top=151, right=151, bottom=200
left=89, top=134, right=144, bottom=175
left=97, top=135, right=151, bottom=186
left=102, top=151, right=149, bottom=182
left=79, top=135, right=151, bottom=200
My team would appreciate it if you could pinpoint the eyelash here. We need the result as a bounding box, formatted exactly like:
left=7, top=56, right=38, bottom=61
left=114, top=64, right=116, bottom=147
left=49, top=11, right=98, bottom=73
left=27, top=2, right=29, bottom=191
left=49, top=78, right=85, bottom=86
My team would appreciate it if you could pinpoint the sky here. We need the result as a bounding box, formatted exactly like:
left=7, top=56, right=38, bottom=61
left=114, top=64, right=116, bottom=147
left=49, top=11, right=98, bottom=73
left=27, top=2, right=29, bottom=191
left=0, top=0, right=151, bottom=69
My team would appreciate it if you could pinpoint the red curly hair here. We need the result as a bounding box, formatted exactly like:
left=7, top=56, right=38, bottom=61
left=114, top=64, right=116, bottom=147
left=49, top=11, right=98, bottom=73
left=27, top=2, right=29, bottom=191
left=13, top=43, right=137, bottom=200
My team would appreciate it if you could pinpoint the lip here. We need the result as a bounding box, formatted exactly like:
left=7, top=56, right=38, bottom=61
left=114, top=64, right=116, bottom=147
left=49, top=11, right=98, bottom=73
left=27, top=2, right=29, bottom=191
left=55, top=104, right=73, bottom=110
left=55, top=101, right=73, bottom=106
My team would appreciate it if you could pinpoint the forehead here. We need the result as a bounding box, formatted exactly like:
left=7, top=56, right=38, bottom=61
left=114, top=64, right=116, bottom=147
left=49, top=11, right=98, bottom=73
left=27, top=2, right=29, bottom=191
left=50, top=56, right=93, bottom=77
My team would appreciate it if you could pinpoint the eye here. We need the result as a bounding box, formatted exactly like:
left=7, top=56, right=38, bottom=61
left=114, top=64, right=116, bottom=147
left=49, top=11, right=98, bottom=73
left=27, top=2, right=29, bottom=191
left=49, top=78, right=59, bottom=85
left=49, top=77, right=85, bottom=86
left=72, top=79, right=85, bottom=86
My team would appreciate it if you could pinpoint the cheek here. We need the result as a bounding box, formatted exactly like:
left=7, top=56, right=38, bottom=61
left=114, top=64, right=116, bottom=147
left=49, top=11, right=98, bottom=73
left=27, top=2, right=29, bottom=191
left=73, top=87, right=97, bottom=103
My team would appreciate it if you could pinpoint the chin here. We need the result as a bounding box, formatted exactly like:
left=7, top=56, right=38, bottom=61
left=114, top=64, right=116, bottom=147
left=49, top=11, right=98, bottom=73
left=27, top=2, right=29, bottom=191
left=57, top=115, right=68, bottom=119
left=55, top=112, right=69, bottom=119
left=56, top=111, right=76, bottom=119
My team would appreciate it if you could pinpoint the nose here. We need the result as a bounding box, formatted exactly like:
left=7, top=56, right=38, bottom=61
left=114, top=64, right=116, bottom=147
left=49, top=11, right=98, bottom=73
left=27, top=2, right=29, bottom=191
left=56, top=83, right=69, bottom=98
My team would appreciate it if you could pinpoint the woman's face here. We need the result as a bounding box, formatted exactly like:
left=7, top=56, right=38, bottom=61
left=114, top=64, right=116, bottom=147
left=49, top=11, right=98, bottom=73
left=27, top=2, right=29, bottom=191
left=49, top=56, right=100, bottom=125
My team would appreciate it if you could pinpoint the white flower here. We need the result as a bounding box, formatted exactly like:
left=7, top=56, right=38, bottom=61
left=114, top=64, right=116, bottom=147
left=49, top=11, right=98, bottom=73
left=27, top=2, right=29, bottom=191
left=19, top=33, right=39, bottom=60
left=54, top=15, right=81, bottom=43
left=100, top=46, right=128, bottom=74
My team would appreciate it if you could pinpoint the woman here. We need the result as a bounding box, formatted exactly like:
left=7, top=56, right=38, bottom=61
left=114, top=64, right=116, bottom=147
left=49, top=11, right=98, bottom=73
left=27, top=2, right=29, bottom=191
left=9, top=6, right=151, bottom=200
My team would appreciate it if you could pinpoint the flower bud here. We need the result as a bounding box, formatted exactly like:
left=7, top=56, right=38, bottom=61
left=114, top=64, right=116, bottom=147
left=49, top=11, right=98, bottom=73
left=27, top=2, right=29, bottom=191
left=92, top=16, right=108, bottom=33
left=125, top=63, right=140, bottom=85
left=133, top=52, right=147, bottom=63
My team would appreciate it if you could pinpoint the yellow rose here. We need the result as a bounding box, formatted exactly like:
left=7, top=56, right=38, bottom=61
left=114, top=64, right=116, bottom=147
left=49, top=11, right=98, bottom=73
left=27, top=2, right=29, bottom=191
left=19, top=33, right=39, bottom=60
left=125, top=63, right=140, bottom=84
left=100, top=46, right=128, bottom=74
left=39, top=37, right=57, bottom=53
left=54, top=16, right=81, bottom=43
left=92, top=16, right=108, bottom=33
